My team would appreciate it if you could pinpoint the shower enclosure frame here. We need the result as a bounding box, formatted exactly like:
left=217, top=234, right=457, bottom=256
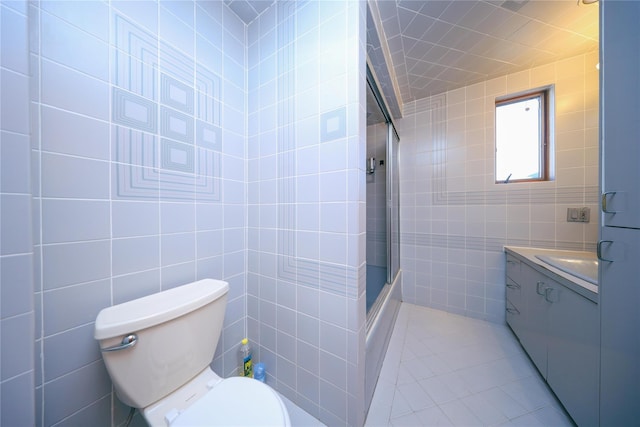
left=364, top=63, right=402, bottom=414
left=365, top=67, right=400, bottom=317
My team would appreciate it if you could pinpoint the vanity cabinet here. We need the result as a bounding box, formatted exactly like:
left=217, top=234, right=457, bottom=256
left=506, top=256, right=548, bottom=375
left=600, top=0, right=640, bottom=230
left=598, top=226, right=640, bottom=424
left=505, top=253, right=599, bottom=427
left=505, top=256, right=524, bottom=337
left=599, top=1, right=640, bottom=423
left=545, top=280, right=599, bottom=427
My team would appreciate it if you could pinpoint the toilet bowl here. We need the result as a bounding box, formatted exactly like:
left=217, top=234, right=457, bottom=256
left=143, top=368, right=290, bottom=426
left=94, top=279, right=290, bottom=426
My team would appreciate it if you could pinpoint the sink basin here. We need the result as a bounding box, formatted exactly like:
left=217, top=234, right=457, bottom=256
left=535, top=255, right=598, bottom=285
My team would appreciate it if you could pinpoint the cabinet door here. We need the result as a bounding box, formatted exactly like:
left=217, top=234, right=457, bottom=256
left=506, top=254, right=521, bottom=282
left=546, top=281, right=599, bottom=427
left=599, top=226, right=640, bottom=424
left=519, top=263, right=550, bottom=378
left=601, top=0, right=640, bottom=228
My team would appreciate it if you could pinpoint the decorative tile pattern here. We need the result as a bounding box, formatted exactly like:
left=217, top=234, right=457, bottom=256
left=160, top=106, right=194, bottom=143
left=246, top=2, right=365, bottom=426
left=161, top=73, right=194, bottom=114
left=196, top=120, right=222, bottom=150
left=159, top=40, right=193, bottom=87
left=113, top=128, right=219, bottom=201
left=112, top=87, right=157, bottom=132
left=161, top=139, right=194, bottom=173
left=20, top=0, right=364, bottom=426
left=320, top=107, right=347, bottom=142
left=113, top=13, right=157, bottom=99
left=196, top=66, right=222, bottom=125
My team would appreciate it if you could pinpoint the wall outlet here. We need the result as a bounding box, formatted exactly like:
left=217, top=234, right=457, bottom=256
left=567, top=207, right=590, bottom=223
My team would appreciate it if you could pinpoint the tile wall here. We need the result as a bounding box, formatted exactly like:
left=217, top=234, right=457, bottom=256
left=246, top=1, right=367, bottom=426
left=398, top=51, right=600, bottom=323
left=0, top=0, right=368, bottom=426
left=0, top=1, right=36, bottom=425
left=27, top=1, right=247, bottom=425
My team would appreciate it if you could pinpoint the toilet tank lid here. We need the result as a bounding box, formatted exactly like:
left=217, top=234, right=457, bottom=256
left=94, top=279, right=229, bottom=340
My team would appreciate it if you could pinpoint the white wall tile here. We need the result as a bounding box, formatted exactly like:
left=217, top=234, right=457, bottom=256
left=43, top=241, right=110, bottom=291
left=41, top=59, right=109, bottom=120
left=1, top=5, right=29, bottom=73
left=41, top=1, right=109, bottom=42
left=0, top=132, right=30, bottom=194
left=1, top=69, right=30, bottom=133
left=41, top=11, right=109, bottom=81
left=399, top=53, right=599, bottom=322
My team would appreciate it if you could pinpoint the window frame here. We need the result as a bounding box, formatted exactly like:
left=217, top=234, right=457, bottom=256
left=495, top=87, right=552, bottom=184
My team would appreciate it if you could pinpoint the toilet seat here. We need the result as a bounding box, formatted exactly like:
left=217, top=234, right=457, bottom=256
left=171, top=377, right=291, bottom=426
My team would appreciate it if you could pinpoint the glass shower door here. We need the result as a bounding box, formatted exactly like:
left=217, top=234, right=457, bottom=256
left=388, top=126, right=400, bottom=285
left=365, top=82, right=387, bottom=312
left=365, top=71, right=400, bottom=314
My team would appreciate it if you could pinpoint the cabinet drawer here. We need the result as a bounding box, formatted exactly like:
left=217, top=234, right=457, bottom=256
left=506, top=276, right=522, bottom=308
left=506, top=254, right=521, bottom=282
left=506, top=299, right=523, bottom=336
left=506, top=299, right=521, bottom=317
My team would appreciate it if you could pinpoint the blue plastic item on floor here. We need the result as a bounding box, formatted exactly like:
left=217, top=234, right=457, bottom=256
left=254, top=362, right=265, bottom=382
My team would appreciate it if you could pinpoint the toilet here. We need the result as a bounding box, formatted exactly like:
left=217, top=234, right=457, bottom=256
left=94, top=279, right=291, bottom=427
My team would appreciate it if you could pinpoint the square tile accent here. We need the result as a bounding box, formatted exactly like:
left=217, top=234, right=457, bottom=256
left=196, top=120, right=222, bottom=150
left=112, top=128, right=216, bottom=200
left=112, top=87, right=157, bottom=133
left=160, top=106, right=194, bottom=143
left=161, top=139, right=194, bottom=173
left=161, top=73, right=194, bottom=114
left=320, top=107, right=346, bottom=142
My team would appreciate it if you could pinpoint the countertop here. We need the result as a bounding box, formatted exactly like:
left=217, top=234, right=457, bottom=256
left=504, top=246, right=598, bottom=303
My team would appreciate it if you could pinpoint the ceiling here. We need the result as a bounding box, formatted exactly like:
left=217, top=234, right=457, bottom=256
left=370, top=0, right=599, bottom=107
left=226, top=0, right=599, bottom=115
left=223, top=0, right=272, bottom=25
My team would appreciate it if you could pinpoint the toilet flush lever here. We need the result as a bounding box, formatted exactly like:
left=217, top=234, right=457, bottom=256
left=101, top=334, right=138, bottom=352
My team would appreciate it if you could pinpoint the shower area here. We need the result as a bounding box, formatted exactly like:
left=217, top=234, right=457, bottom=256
left=365, top=72, right=400, bottom=313
left=364, top=65, right=402, bottom=409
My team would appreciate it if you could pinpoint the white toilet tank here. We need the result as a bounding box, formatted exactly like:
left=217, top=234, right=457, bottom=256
left=94, top=279, right=229, bottom=409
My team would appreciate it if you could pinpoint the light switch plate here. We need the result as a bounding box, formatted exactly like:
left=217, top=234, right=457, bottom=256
left=567, top=207, right=590, bottom=223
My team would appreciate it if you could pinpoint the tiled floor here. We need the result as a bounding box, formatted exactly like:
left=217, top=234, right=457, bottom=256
left=365, top=303, right=575, bottom=427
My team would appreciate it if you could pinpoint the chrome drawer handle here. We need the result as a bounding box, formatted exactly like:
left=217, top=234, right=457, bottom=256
left=597, top=240, right=614, bottom=263
left=506, top=307, right=520, bottom=315
left=101, top=334, right=138, bottom=352
left=545, top=287, right=558, bottom=303
left=601, top=191, right=617, bottom=214
left=536, top=281, right=548, bottom=295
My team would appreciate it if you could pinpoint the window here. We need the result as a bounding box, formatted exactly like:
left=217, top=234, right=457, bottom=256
left=495, top=88, right=552, bottom=183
